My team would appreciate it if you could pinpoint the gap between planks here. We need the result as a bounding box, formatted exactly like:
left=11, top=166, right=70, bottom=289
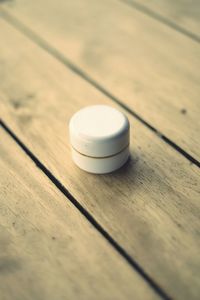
left=0, top=126, right=161, bottom=300
left=0, top=120, right=173, bottom=300
left=118, top=0, right=200, bottom=43
left=0, top=8, right=199, bottom=169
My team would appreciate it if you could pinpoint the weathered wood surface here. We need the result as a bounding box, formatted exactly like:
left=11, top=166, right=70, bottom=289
left=125, top=0, right=200, bottom=40
left=1, top=0, right=200, bottom=161
left=0, top=126, right=160, bottom=300
left=0, top=19, right=199, bottom=300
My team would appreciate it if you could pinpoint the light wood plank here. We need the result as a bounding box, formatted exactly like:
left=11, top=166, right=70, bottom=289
left=0, top=126, right=159, bottom=300
left=1, top=0, right=200, bottom=161
left=0, top=19, right=200, bottom=300
left=126, top=0, right=200, bottom=39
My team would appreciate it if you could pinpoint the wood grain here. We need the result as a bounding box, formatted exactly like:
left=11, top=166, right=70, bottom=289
left=0, top=126, right=160, bottom=300
left=0, top=18, right=200, bottom=300
left=125, top=0, right=200, bottom=40
left=1, top=0, right=200, bottom=161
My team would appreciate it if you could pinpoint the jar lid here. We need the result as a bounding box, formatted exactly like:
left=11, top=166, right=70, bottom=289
left=69, top=105, right=130, bottom=158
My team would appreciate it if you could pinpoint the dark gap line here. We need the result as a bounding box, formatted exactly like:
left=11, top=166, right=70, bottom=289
left=0, top=120, right=173, bottom=300
left=119, top=0, right=200, bottom=43
left=1, top=10, right=199, bottom=168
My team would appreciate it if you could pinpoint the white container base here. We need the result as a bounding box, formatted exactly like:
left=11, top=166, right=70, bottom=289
left=71, top=147, right=129, bottom=174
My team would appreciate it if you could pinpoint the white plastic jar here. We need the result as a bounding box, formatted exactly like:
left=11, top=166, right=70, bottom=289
left=69, top=105, right=130, bottom=174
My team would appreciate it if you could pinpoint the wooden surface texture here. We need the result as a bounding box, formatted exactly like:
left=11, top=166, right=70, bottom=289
left=1, top=0, right=200, bottom=161
left=0, top=1, right=200, bottom=300
left=0, top=128, right=160, bottom=300
left=125, top=0, right=200, bottom=40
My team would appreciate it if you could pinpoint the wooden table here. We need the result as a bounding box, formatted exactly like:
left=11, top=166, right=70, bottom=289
left=0, top=1, right=199, bottom=299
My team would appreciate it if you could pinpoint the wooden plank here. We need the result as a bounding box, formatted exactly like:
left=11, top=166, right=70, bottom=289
left=0, top=126, right=159, bottom=300
left=0, top=18, right=200, bottom=300
left=1, top=0, right=200, bottom=161
left=124, top=0, right=200, bottom=40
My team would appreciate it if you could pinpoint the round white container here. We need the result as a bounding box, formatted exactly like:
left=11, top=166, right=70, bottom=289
left=69, top=105, right=130, bottom=174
